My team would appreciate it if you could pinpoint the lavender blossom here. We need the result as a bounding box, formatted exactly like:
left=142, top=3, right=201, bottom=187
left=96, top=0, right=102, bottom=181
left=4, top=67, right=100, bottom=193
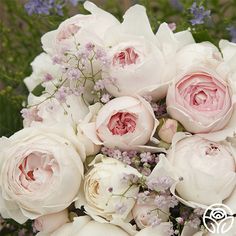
left=55, top=86, right=71, bottom=103
left=25, top=0, right=83, bottom=15
left=140, top=152, right=154, bottom=163
left=137, top=191, right=150, bottom=204
left=147, top=215, right=162, bottom=227
left=115, top=202, right=127, bottom=215
left=152, top=103, right=167, bottom=118
left=94, top=80, right=105, bottom=91
left=147, top=176, right=174, bottom=191
left=43, top=73, right=54, bottom=82
left=189, top=2, right=211, bottom=26
left=169, top=0, right=183, bottom=11
left=67, top=68, right=81, bottom=80
left=25, top=0, right=52, bottom=15
left=25, top=0, right=63, bottom=15
left=227, top=26, right=236, bottom=43
left=85, top=42, right=95, bottom=51
left=154, top=194, right=178, bottom=209
left=70, top=0, right=80, bottom=6
left=72, top=86, right=84, bottom=96
left=122, top=173, right=139, bottom=184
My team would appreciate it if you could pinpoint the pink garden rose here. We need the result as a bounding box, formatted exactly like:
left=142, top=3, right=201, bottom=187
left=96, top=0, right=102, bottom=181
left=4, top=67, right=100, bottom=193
left=103, top=5, right=195, bottom=99
left=107, top=112, right=137, bottom=135
left=166, top=71, right=233, bottom=133
left=132, top=196, right=169, bottom=229
left=94, top=96, right=158, bottom=150
left=112, top=47, right=139, bottom=67
left=0, top=126, right=84, bottom=223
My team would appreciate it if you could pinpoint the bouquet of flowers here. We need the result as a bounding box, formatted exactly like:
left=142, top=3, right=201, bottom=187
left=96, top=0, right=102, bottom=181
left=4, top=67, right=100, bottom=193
left=0, top=1, right=236, bottom=235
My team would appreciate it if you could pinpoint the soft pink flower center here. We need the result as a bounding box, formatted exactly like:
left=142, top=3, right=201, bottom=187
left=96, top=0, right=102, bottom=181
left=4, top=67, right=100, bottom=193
left=18, top=152, right=58, bottom=192
left=113, top=47, right=139, bottom=67
left=107, top=112, right=137, bottom=136
left=176, top=73, right=231, bottom=112
left=57, top=24, right=80, bottom=41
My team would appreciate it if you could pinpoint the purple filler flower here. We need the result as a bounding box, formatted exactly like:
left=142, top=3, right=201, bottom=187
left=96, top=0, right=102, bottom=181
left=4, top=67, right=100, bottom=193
left=25, top=0, right=52, bottom=15
left=227, top=26, right=236, bottom=43
left=25, top=0, right=83, bottom=15
left=189, top=2, right=211, bottom=25
left=169, top=0, right=183, bottom=11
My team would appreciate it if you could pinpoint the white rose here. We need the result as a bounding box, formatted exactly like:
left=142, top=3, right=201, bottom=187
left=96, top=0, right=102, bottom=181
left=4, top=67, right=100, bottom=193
left=103, top=5, right=194, bottom=99
left=23, top=94, right=102, bottom=157
left=23, top=93, right=88, bottom=129
left=76, top=155, right=141, bottom=223
left=24, top=53, right=62, bottom=92
left=80, top=96, right=158, bottom=150
left=135, top=222, right=173, bottom=236
left=167, top=135, right=236, bottom=208
left=34, top=210, right=69, bottom=234
left=41, top=1, right=119, bottom=55
left=0, top=126, right=84, bottom=223
left=49, top=216, right=129, bottom=236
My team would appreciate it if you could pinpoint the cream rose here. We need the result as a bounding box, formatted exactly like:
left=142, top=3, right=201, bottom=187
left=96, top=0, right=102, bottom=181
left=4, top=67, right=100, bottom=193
left=80, top=96, right=158, bottom=150
left=166, top=41, right=236, bottom=135
left=0, top=126, right=84, bottom=223
left=48, top=216, right=130, bottom=236
left=41, top=1, right=119, bottom=56
left=167, top=135, right=236, bottom=207
left=103, top=5, right=194, bottom=99
left=76, top=155, right=141, bottom=223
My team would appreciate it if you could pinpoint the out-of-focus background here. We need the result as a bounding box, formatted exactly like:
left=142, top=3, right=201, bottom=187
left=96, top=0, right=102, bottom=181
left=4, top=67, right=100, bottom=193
left=0, top=0, right=236, bottom=234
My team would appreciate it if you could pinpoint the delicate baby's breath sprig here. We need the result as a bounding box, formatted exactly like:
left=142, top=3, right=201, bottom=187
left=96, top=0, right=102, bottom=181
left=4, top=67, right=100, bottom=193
left=24, top=42, right=116, bottom=116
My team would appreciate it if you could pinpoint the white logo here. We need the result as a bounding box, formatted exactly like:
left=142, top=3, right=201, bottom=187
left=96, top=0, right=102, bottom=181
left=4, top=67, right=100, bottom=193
left=203, top=204, right=234, bottom=234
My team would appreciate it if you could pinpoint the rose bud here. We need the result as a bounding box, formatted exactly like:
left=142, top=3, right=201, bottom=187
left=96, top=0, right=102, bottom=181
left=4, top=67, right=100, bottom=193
left=157, top=118, right=179, bottom=144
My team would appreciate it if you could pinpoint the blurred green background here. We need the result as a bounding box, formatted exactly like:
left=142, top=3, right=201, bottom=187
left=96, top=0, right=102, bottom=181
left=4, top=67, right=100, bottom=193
left=0, top=0, right=236, bottom=233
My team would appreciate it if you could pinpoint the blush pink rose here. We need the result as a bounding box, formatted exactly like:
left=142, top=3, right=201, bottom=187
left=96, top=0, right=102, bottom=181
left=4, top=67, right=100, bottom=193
left=34, top=210, right=69, bottom=234
left=166, top=72, right=233, bottom=133
left=0, top=126, right=84, bottom=223
left=112, top=47, right=139, bottom=67
left=158, top=118, right=178, bottom=143
left=95, top=96, right=157, bottom=150
left=132, top=196, right=169, bottom=229
left=107, top=112, right=137, bottom=135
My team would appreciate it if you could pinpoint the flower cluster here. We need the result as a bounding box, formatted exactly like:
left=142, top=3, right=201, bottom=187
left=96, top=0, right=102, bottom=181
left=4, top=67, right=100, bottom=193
left=1, top=1, right=236, bottom=236
left=25, top=0, right=82, bottom=15
left=189, top=1, right=211, bottom=25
